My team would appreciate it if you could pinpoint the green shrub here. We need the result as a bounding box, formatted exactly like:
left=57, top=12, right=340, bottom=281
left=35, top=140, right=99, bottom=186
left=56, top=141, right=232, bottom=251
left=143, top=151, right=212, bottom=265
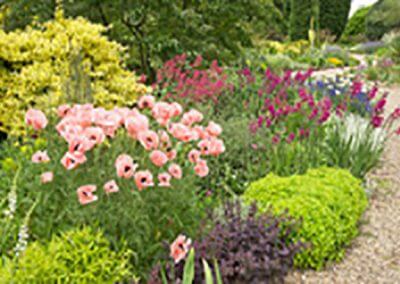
left=244, top=167, right=368, bottom=269
left=289, top=0, right=317, bottom=40
left=0, top=8, right=149, bottom=136
left=341, top=6, right=371, bottom=42
left=319, top=0, right=352, bottom=40
left=366, top=0, right=400, bottom=40
left=0, top=227, right=132, bottom=283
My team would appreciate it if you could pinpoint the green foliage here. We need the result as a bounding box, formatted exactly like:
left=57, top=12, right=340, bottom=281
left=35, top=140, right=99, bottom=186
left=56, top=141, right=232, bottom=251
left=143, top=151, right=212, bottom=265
left=244, top=167, right=368, bottom=269
left=341, top=6, right=371, bottom=42
left=319, top=0, right=351, bottom=40
left=366, top=0, right=400, bottom=40
left=0, top=10, right=149, bottom=136
left=1, top=0, right=283, bottom=75
left=289, top=0, right=317, bottom=40
left=0, top=227, right=132, bottom=283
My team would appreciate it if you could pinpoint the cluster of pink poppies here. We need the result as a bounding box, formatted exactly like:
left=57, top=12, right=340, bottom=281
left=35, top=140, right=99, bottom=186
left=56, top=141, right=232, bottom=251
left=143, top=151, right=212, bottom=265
left=25, top=95, right=225, bottom=205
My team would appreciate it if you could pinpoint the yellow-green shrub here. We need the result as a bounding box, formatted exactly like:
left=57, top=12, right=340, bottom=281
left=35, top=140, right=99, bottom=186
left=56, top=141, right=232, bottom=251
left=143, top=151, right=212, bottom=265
left=0, top=9, right=150, bottom=136
left=244, top=167, right=368, bottom=269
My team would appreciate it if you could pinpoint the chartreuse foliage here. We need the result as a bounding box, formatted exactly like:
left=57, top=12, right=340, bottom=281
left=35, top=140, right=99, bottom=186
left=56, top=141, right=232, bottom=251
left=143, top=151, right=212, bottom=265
left=244, top=167, right=368, bottom=269
left=0, top=8, right=149, bottom=136
left=0, top=227, right=132, bottom=283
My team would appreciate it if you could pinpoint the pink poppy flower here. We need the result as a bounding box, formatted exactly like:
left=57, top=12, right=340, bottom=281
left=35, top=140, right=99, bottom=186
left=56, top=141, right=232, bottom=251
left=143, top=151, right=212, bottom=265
left=41, top=172, right=53, bottom=184
left=77, top=185, right=98, bottom=205
left=57, top=104, right=71, bottom=118
left=138, top=95, right=156, bottom=109
left=181, top=109, right=203, bottom=126
left=168, top=164, right=182, bottom=179
left=208, top=138, right=225, bottom=156
left=170, top=234, right=192, bottom=263
left=158, top=172, right=171, bottom=187
left=104, top=180, right=119, bottom=194
left=25, top=109, right=48, bottom=130
left=84, top=127, right=105, bottom=146
left=206, top=121, right=222, bottom=137
left=134, top=170, right=154, bottom=191
left=169, top=123, right=195, bottom=142
left=166, top=149, right=177, bottom=161
left=57, top=120, right=83, bottom=143
left=61, top=152, right=87, bottom=170
left=152, top=102, right=172, bottom=125
left=96, top=111, right=121, bottom=138
left=194, top=159, right=209, bottom=177
left=198, top=139, right=211, bottom=155
left=31, top=151, right=50, bottom=163
left=125, top=112, right=149, bottom=139
left=150, top=150, right=169, bottom=167
left=138, top=130, right=159, bottom=150
left=169, top=102, right=183, bottom=117
left=188, top=149, right=201, bottom=163
left=159, top=130, right=171, bottom=148
left=68, top=135, right=93, bottom=154
left=115, top=154, right=137, bottom=179
left=192, top=125, right=209, bottom=140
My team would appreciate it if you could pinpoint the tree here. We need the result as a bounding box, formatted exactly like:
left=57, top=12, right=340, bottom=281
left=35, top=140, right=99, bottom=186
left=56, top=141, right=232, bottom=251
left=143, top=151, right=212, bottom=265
left=366, top=0, right=400, bottom=40
left=319, top=0, right=351, bottom=40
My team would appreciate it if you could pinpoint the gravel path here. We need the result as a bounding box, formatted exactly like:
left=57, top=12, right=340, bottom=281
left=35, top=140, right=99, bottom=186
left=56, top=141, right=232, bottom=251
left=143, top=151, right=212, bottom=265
left=286, top=72, right=400, bottom=283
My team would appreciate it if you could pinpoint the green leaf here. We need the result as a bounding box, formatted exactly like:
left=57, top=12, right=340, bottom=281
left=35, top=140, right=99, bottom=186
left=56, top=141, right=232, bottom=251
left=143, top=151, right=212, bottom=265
left=182, top=248, right=195, bottom=284
left=202, top=258, right=214, bottom=284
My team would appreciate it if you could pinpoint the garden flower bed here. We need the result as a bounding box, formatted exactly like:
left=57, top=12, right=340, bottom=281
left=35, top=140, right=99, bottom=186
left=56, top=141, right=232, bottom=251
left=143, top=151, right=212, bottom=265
left=1, top=2, right=400, bottom=283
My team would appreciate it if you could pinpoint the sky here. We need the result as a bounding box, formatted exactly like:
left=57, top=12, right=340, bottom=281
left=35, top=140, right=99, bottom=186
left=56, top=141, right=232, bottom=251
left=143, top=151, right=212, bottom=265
left=350, top=0, right=379, bottom=16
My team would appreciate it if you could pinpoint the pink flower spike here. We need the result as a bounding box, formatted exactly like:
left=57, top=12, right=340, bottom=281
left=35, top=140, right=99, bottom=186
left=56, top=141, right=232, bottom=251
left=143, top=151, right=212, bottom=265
left=158, top=172, right=171, bottom=187
left=170, top=235, right=192, bottom=263
left=32, top=151, right=50, bottom=163
left=41, top=172, right=53, bottom=184
left=150, top=150, right=169, bottom=167
left=77, top=185, right=98, bottom=205
left=25, top=109, right=48, bottom=130
left=168, top=164, right=182, bottom=179
left=104, top=180, right=119, bottom=194
left=134, top=170, right=154, bottom=191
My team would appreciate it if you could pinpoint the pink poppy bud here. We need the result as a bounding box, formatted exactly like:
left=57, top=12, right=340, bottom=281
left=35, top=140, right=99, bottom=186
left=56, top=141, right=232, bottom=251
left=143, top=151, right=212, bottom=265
left=104, top=180, right=119, bottom=194
left=41, top=172, right=53, bottom=184
left=25, top=109, right=48, bottom=130
left=168, top=164, right=182, bottom=179
left=158, top=172, right=171, bottom=187
left=32, top=151, right=50, bottom=163
left=150, top=150, right=169, bottom=167
left=134, top=170, right=154, bottom=191
left=77, top=185, right=98, bottom=205
left=170, top=235, right=192, bottom=263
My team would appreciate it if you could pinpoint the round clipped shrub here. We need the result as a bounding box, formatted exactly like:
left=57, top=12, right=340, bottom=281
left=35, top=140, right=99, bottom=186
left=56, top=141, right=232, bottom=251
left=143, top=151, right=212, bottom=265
left=0, top=227, right=132, bottom=283
left=0, top=9, right=149, bottom=136
left=243, top=167, right=368, bottom=269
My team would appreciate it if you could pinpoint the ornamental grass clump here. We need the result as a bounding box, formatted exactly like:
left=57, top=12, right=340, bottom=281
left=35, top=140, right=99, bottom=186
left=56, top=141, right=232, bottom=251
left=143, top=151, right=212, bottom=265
left=150, top=201, right=302, bottom=283
left=244, top=167, right=368, bottom=269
